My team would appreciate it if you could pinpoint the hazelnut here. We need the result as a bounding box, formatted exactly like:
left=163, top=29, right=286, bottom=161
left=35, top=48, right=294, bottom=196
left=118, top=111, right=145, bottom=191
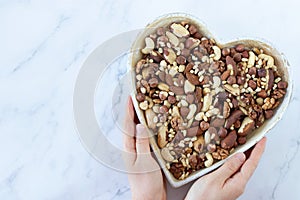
left=193, top=32, right=202, bottom=39
left=218, top=127, right=228, bottom=138
left=241, top=50, right=249, bottom=58
left=188, top=24, right=197, bottom=35
left=159, top=91, right=168, bottom=100
left=234, top=120, right=241, bottom=128
left=248, top=80, right=257, bottom=90
left=230, top=48, right=237, bottom=57
left=238, top=137, right=247, bottom=145
left=176, top=55, right=186, bottom=65
left=277, top=81, right=288, bottom=89
left=136, top=93, right=145, bottom=102
left=227, top=75, right=237, bottom=84
left=200, top=121, right=210, bottom=131
left=237, top=76, right=246, bottom=85
left=257, top=68, right=266, bottom=77
left=156, top=27, right=165, bottom=35
left=222, top=47, right=230, bottom=57
left=160, top=105, right=169, bottom=113
left=207, top=144, right=217, bottom=153
left=248, top=67, right=256, bottom=76
left=264, top=110, right=274, bottom=119
left=148, top=77, right=158, bottom=88
left=221, top=130, right=237, bottom=150
left=233, top=53, right=241, bottom=62
left=167, top=95, right=176, bottom=104
left=235, top=44, right=245, bottom=52
left=257, top=90, right=267, bottom=98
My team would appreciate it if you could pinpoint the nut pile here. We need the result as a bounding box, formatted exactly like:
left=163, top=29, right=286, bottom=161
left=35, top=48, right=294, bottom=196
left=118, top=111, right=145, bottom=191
left=134, top=21, right=288, bottom=180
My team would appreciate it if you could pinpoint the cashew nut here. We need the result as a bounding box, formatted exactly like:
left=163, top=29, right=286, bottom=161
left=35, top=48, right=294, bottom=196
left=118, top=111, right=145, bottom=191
left=158, top=126, right=168, bottom=148
left=186, top=104, right=197, bottom=120
left=212, top=76, right=221, bottom=88
left=201, top=94, right=212, bottom=112
left=141, top=37, right=154, bottom=54
left=193, top=136, right=205, bottom=152
left=204, top=153, right=214, bottom=167
left=172, top=106, right=180, bottom=117
left=204, top=130, right=211, bottom=144
left=180, top=99, right=188, bottom=107
left=212, top=46, right=221, bottom=61
left=258, top=54, right=274, bottom=67
left=203, top=88, right=211, bottom=95
left=247, top=51, right=256, bottom=67
left=195, top=112, right=204, bottom=121
left=184, top=80, right=195, bottom=93
left=145, top=96, right=153, bottom=108
left=161, top=147, right=174, bottom=162
left=205, top=108, right=219, bottom=118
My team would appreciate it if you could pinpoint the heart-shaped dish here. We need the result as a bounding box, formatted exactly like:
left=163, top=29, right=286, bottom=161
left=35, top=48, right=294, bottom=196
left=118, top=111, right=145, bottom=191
left=130, top=13, right=292, bottom=188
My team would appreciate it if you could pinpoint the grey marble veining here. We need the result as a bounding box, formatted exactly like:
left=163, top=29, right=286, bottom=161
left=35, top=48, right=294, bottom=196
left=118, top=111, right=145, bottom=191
left=1, top=0, right=300, bottom=199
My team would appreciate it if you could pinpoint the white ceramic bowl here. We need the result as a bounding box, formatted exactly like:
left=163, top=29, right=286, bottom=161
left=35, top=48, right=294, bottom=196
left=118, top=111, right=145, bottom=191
left=130, top=13, right=292, bottom=188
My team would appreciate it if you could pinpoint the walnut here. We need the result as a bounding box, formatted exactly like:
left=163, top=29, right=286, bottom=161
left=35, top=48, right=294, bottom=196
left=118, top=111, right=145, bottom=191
left=169, top=163, right=185, bottom=179
left=171, top=117, right=180, bottom=129
left=252, top=104, right=263, bottom=113
left=248, top=107, right=258, bottom=120
left=212, top=147, right=229, bottom=160
left=262, top=97, right=275, bottom=110
left=272, top=89, right=286, bottom=99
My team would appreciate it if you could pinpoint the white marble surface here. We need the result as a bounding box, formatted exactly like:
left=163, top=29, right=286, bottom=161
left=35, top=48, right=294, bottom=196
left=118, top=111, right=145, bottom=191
left=1, top=0, right=300, bottom=199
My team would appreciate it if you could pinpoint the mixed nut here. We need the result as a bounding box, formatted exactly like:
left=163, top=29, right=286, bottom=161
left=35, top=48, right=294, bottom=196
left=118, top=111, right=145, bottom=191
left=134, top=21, right=288, bottom=180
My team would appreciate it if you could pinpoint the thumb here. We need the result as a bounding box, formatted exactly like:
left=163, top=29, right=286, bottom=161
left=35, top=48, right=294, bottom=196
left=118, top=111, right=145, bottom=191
left=135, top=124, right=150, bottom=154
left=214, top=152, right=246, bottom=182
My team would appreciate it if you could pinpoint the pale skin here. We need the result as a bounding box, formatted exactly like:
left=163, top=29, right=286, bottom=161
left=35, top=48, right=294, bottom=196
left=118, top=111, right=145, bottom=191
left=123, top=97, right=266, bottom=200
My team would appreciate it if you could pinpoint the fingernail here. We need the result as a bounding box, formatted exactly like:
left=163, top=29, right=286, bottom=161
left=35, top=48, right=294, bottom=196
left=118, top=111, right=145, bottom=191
left=136, top=124, right=145, bottom=133
left=136, top=124, right=147, bottom=138
left=235, top=152, right=246, bottom=162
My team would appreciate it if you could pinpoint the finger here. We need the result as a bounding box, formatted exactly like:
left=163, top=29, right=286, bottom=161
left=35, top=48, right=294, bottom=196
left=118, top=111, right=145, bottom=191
left=226, top=137, right=267, bottom=188
left=213, top=152, right=246, bottom=183
left=135, top=124, right=151, bottom=155
left=123, top=97, right=136, bottom=154
left=239, top=137, right=267, bottom=181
